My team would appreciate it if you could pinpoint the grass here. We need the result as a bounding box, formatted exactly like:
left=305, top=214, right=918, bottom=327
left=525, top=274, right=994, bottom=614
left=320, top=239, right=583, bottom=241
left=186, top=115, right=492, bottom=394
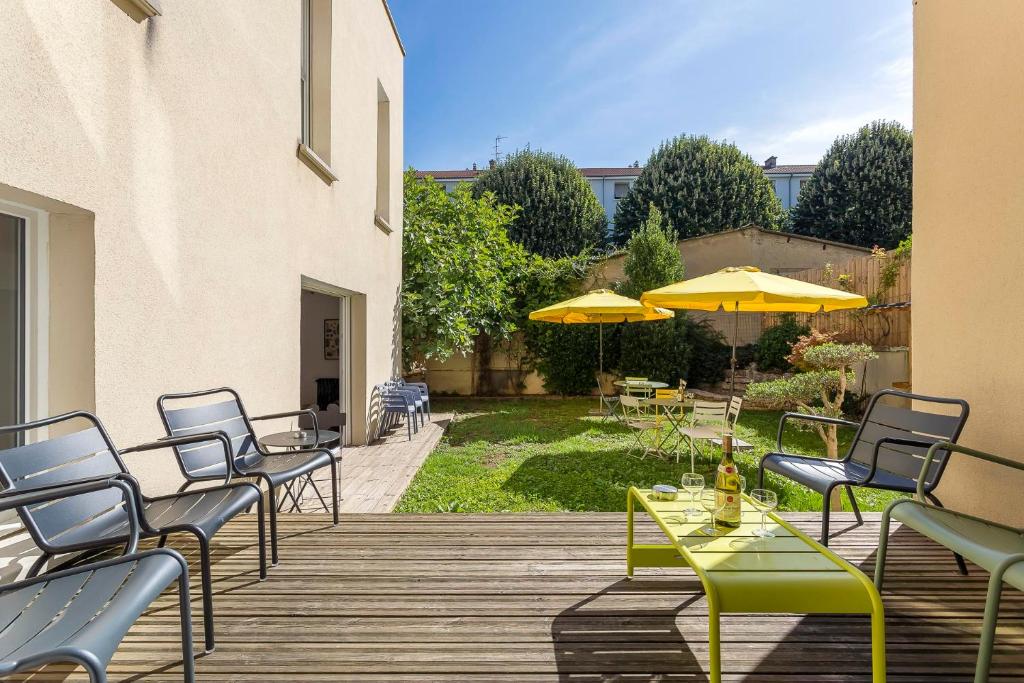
left=395, top=397, right=906, bottom=513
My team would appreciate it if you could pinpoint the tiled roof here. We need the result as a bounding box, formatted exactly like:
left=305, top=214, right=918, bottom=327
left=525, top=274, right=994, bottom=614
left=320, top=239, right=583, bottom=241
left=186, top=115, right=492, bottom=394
left=763, top=164, right=816, bottom=175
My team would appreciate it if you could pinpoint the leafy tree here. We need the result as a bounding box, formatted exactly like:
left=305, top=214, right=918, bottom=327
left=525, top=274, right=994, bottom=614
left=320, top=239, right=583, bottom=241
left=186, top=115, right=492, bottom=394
left=755, top=314, right=810, bottom=372
left=402, top=170, right=526, bottom=368
left=473, top=150, right=607, bottom=257
left=615, top=205, right=730, bottom=386
left=612, top=135, right=783, bottom=246
left=790, top=120, right=912, bottom=248
left=746, top=337, right=877, bottom=509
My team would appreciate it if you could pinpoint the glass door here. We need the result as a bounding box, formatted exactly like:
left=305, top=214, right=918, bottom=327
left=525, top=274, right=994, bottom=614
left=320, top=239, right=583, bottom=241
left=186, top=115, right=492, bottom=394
left=0, top=213, right=25, bottom=447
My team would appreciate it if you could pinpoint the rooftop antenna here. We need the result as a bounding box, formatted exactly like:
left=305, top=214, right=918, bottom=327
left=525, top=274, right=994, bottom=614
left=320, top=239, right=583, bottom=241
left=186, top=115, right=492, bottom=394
left=494, top=135, right=507, bottom=164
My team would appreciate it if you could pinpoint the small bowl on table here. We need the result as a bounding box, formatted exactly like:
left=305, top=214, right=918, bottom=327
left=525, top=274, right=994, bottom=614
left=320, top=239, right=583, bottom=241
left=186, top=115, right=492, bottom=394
left=651, top=484, right=679, bottom=501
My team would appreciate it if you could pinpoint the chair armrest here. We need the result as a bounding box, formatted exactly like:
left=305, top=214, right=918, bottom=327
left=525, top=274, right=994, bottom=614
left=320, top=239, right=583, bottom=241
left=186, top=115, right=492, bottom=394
left=0, top=477, right=142, bottom=554
left=121, top=431, right=236, bottom=484
left=250, top=409, right=320, bottom=447
left=916, top=441, right=1024, bottom=500
left=776, top=412, right=859, bottom=452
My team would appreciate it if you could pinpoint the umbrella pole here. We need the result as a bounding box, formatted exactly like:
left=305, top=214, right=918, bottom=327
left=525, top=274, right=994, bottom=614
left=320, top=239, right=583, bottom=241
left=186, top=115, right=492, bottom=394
left=729, top=305, right=739, bottom=397
left=598, top=320, right=604, bottom=411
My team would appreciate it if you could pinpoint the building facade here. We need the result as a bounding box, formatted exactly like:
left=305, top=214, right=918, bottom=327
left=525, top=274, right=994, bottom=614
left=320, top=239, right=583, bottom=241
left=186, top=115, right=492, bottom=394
left=0, top=0, right=404, bottom=495
left=761, top=157, right=815, bottom=209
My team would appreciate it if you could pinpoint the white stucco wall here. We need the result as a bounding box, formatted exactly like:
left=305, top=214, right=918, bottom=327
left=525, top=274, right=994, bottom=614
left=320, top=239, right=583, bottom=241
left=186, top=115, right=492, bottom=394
left=0, top=1, right=404, bottom=494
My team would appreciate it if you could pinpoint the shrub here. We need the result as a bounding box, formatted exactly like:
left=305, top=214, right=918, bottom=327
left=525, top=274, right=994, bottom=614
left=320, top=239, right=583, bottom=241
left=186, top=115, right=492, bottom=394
left=473, top=150, right=607, bottom=257
left=612, top=135, right=782, bottom=246
left=790, top=120, right=913, bottom=248
left=755, top=314, right=810, bottom=372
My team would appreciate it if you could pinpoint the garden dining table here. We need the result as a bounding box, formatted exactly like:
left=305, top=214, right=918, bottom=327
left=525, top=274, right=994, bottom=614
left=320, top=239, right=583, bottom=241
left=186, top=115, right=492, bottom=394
left=636, top=396, right=694, bottom=456
left=626, top=486, right=886, bottom=682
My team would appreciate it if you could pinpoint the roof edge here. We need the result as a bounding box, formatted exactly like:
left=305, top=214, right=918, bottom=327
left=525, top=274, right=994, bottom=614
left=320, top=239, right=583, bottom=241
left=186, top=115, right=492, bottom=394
left=677, top=225, right=872, bottom=252
left=381, top=0, right=406, bottom=56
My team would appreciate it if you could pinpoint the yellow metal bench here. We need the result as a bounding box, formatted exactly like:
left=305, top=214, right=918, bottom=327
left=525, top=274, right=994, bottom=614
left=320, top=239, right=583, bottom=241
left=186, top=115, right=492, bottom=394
left=627, top=486, right=886, bottom=682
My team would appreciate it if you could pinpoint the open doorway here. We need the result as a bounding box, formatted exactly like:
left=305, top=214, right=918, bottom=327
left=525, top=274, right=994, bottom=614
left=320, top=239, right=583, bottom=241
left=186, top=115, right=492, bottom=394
left=300, top=288, right=351, bottom=444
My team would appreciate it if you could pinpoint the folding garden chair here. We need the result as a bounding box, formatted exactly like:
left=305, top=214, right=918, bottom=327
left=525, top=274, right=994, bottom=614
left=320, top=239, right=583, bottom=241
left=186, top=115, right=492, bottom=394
left=758, top=389, right=969, bottom=551
left=619, top=395, right=662, bottom=459
left=0, top=411, right=265, bottom=653
left=0, top=477, right=196, bottom=682
left=596, top=373, right=621, bottom=421
left=677, top=400, right=729, bottom=471
left=157, top=387, right=339, bottom=568
left=876, top=441, right=1024, bottom=683
left=710, top=396, right=753, bottom=451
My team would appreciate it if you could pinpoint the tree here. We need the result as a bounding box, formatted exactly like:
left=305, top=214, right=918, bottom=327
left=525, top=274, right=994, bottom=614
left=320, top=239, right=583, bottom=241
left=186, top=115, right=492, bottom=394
left=746, top=334, right=877, bottom=509
left=402, top=170, right=527, bottom=369
left=473, top=150, right=607, bottom=258
left=790, top=120, right=912, bottom=248
left=617, top=205, right=683, bottom=298
left=612, top=135, right=783, bottom=246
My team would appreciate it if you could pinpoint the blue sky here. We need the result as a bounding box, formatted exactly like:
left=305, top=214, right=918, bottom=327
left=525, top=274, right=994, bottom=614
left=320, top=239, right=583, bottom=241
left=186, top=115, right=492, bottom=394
left=389, top=0, right=912, bottom=171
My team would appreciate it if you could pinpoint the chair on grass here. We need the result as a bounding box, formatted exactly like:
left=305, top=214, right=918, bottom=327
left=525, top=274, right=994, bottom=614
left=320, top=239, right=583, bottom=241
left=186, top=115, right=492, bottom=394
left=619, top=395, right=662, bottom=459
left=710, top=396, right=753, bottom=451
left=157, top=387, right=339, bottom=568
left=677, top=400, right=729, bottom=470
left=0, top=411, right=265, bottom=653
left=758, top=389, right=969, bottom=551
left=875, top=441, right=1024, bottom=683
left=596, top=373, right=621, bottom=421
left=0, top=477, right=196, bottom=682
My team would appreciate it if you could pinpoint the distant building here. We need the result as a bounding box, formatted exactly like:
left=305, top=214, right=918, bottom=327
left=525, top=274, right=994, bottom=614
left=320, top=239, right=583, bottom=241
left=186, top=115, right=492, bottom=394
left=415, top=165, right=642, bottom=228
left=417, top=156, right=815, bottom=224
left=761, top=156, right=816, bottom=209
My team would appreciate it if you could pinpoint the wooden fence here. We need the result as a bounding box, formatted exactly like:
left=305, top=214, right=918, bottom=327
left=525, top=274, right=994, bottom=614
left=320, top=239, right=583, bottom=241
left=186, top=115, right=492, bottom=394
left=762, top=253, right=911, bottom=348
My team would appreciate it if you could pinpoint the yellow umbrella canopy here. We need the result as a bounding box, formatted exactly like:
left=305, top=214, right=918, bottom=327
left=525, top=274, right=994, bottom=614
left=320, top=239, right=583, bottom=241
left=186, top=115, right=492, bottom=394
left=640, top=267, right=868, bottom=394
left=640, top=266, right=868, bottom=312
left=529, top=289, right=673, bottom=376
left=529, top=289, right=674, bottom=323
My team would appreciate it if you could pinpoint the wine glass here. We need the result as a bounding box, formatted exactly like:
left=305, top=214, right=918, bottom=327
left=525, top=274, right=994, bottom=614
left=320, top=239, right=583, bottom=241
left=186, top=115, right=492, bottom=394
left=750, top=488, right=778, bottom=538
left=680, top=473, right=704, bottom=517
left=738, top=475, right=746, bottom=494
left=699, top=487, right=725, bottom=536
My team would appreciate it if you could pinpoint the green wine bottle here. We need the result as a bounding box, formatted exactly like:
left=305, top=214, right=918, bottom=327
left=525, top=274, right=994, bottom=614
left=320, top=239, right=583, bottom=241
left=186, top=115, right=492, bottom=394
left=715, top=433, right=742, bottom=528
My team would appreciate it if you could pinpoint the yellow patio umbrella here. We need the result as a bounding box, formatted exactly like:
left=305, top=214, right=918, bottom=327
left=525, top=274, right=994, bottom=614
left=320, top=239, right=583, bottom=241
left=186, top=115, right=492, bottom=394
left=529, top=288, right=674, bottom=378
left=640, top=267, right=868, bottom=394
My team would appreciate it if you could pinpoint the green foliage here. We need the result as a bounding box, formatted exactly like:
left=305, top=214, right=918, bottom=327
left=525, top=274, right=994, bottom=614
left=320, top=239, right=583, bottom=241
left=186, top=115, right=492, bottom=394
left=618, top=205, right=684, bottom=299
left=395, top=397, right=904, bottom=514
left=402, top=170, right=526, bottom=366
left=746, top=370, right=856, bottom=416
left=790, top=120, right=913, bottom=248
left=870, top=234, right=912, bottom=304
left=755, top=314, right=810, bottom=372
left=801, top=341, right=877, bottom=370
left=612, top=135, right=783, bottom=246
left=473, top=150, right=607, bottom=257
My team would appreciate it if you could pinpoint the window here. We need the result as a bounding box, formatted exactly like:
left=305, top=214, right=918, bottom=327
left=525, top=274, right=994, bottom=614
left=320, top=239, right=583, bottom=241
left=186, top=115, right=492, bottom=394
left=298, top=0, right=337, bottom=183
left=613, top=181, right=630, bottom=200
left=375, top=82, right=392, bottom=231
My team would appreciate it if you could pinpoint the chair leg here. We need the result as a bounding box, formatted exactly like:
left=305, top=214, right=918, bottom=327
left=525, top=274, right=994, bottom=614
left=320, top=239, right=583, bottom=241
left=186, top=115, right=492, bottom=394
left=406, top=417, right=412, bottom=441
left=845, top=485, right=864, bottom=525
left=252, top=484, right=267, bottom=580
left=158, top=534, right=169, bottom=548
left=820, top=484, right=834, bottom=547
left=976, top=572, right=1004, bottom=683
left=26, top=551, right=50, bottom=578
left=177, top=563, right=197, bottom=682
left=267, top=483, right=280, bottom=566
left=196, top=533, right=216, bottom=653
left=874, top=503, right=895, bottom=590
left=927, top=493, right=969, bottom=575
left=329, top=455, right=340, bottom=526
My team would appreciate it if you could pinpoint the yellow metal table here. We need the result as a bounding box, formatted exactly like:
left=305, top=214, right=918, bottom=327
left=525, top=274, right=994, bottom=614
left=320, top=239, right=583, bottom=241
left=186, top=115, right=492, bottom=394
left=626, top=486, right=886, bottom=682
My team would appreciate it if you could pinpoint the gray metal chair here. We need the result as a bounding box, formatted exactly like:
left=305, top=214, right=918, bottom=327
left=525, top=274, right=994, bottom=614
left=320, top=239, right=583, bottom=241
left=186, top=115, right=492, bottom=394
left=758, top=389, right=970, bottom=555
left=377, top=384, right=417, bottom=440
left=0, top=411, right=265, bottom=654
left=0, top=477, right=195, bottom=682
left=398, top=378, right=431, bottom=419
left=875, top=442, right=1024, bottom=683
left=157, top=387, right=339, bottom=567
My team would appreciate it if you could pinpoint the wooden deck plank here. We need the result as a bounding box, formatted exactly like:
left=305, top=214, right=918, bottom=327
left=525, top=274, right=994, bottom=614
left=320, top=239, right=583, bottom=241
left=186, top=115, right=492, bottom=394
left=10, top=512, right=1024, bottom=681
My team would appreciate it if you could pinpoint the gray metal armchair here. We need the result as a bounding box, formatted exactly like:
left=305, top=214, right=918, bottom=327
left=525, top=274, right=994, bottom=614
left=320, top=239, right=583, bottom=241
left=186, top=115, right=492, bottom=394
left=157, top=387, right=339, bottom=567
left=0, top=477, right=195, bottom=682
left=758, top=389, right=970, bottom=552
left=876, top=442, right=1024, bottom=683
left=0, top=411, right=265, bottom=653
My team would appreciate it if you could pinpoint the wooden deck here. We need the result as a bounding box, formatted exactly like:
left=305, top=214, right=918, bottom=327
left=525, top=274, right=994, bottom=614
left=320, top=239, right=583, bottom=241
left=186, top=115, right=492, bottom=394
left=20, top=512, right=1024, bottom=681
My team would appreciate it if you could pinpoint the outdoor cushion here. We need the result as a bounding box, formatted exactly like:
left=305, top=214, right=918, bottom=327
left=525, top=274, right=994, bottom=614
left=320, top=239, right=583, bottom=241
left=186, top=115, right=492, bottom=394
left=891, top=502, right=1024, bottom=589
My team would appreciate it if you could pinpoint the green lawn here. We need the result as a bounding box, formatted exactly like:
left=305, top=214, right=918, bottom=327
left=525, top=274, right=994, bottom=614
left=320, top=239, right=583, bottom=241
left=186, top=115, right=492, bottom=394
left=395, top=397, right=905, bottom=513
